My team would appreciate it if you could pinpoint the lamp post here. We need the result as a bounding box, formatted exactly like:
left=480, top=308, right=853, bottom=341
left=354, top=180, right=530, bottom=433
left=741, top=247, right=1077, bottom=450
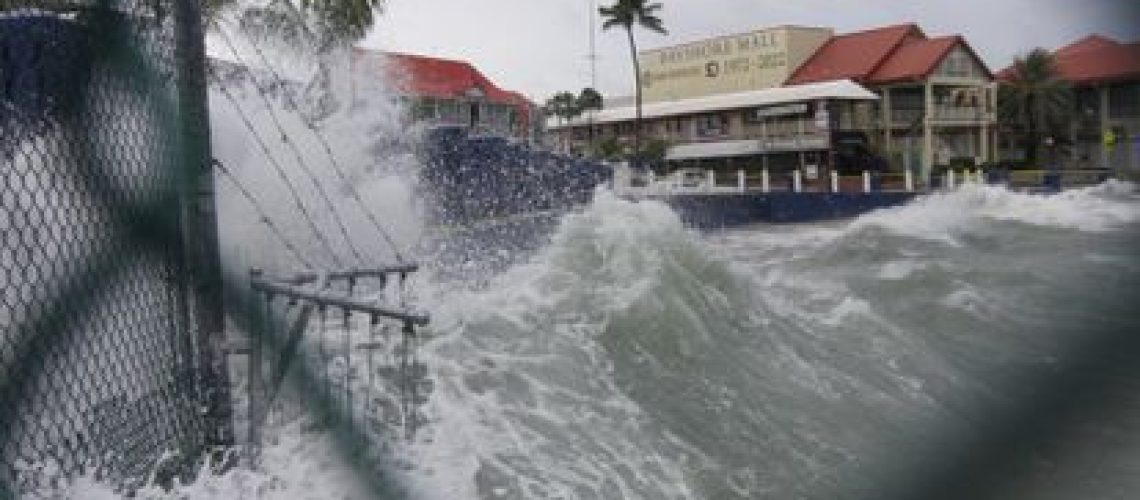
left=1044, top=136, right=1060, bottom=191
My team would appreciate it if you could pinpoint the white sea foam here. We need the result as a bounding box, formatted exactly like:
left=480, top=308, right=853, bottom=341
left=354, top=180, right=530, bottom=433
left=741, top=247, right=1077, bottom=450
left=852, top=181, right=1140, bottom=242
left=406, top=192, right=706, bottom=500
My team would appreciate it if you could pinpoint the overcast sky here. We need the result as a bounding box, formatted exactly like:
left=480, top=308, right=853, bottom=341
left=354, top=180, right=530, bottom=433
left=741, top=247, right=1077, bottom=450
left=360, top=0, right=1139, bottom=102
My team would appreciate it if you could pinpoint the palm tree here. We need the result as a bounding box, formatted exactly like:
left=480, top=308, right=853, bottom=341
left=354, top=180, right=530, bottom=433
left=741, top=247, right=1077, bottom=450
left=216, top=0, right=382, bottom=48
left=545, top=91, right=581, bottom=125
left=599, top=0, right=665, bottom=166
left=577, top=87, right=603, bottom=145
left=998, top=48, right=1073, bottom=167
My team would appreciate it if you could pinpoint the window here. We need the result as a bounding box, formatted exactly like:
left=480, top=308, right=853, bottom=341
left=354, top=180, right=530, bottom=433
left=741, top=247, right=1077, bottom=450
left=695, top=113, right=729, bottom=137
left=1108, top=82, right=1139, bottom=119
left=469, top=102, right=480, bottom=127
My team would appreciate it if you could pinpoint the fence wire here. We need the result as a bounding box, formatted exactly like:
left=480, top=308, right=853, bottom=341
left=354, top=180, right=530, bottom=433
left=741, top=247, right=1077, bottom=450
left=0, top=1, right=230, bottom=496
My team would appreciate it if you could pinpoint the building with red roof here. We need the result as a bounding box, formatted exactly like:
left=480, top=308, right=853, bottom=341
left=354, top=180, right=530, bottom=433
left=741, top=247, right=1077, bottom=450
left=789, top=23, right=997, bottom=181
left=997, top=35, right=1139, bottom=172
left=550, top=22, right=996, bottom=188
left=351, top=49, right=537, bottom=141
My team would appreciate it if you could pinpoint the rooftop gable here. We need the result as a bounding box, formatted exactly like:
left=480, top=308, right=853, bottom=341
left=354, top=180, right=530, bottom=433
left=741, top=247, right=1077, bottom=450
left=868, top=36, right=993, bottom=84
left=786, top=23, right=924, bottom=85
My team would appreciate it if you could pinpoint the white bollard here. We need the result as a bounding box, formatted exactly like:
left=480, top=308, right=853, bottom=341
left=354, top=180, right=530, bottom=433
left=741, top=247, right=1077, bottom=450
left=707, top=169, right=716, bottom=192
left=905, top=168, right=914, bottom=192
left=863, top=170, right=871, bottom=193
left=948, top=170, right=956, bottom=189
left=793, top=170, right=802, bottom=193
left=647, top=170, right=656, bottom=193
left=738, top=169, right=746, bottom=192
left=830, top=170, right=839, bottom=193
left=762, top=168, right=770, bottom=193
left=978, top=168, right=985, bottom=185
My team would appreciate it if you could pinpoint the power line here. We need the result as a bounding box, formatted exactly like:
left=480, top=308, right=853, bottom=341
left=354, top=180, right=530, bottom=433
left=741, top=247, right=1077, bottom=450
left=211, top=19, right=407, bottom=264
left=212, top=159, right=316, bottom=270
left=208, top=66, right=347, bottom=268
left=212, top=24, right=366, bottom=266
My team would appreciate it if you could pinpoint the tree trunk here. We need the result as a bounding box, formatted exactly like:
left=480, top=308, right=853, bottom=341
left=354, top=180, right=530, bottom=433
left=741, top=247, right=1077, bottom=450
left=627, top=27, right=642, bottom=169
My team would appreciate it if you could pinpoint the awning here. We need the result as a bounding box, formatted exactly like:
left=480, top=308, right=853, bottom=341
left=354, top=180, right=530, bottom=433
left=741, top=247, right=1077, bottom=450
left=666, top=140, right=763, bottom=160
left=666, top=135, right=831, bottom=161
left=549, top=79, right=879, bottom=130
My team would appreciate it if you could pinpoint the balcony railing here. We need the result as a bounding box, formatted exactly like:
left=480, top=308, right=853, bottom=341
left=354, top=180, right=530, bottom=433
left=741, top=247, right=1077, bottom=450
left=891, top=108, right=924, bottom=125
left=931, top=105, right=987, bottom=122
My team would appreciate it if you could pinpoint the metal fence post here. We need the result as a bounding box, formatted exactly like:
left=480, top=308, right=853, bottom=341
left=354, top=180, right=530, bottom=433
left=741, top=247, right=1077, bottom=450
left=173, top=0, right=233, bottom=450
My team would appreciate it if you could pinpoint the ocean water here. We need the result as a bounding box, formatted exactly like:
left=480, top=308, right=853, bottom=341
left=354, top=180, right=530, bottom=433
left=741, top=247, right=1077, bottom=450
left=54, top=180, right=1140, bottom=499
left=42, top=27, right=1140, bottom=498
left=406, top=183, right=1140, bottom=500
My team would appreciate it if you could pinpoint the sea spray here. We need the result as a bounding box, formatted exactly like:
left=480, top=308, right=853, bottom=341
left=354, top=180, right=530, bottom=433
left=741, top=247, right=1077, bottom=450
left=42, top=179, right=1140, bottom=499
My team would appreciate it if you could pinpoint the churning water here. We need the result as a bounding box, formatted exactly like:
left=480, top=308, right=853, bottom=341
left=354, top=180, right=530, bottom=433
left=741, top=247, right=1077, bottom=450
left=406, top=183, right=1140, bottom=500
left=48, top=32, right=1140, bottom=500
left=64, top=183, right=1138, bottom=500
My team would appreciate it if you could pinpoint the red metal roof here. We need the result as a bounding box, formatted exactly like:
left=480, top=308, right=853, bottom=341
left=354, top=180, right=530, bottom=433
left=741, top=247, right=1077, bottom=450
left=1046, top=36, right=1140, bottom=86
left=351, top=48, right=535, bottom=133
left=379, top=51, right=522, bottom=104
left=352, top=49, right=533, bottom=109
left=786, top=23, right=924, bottom=85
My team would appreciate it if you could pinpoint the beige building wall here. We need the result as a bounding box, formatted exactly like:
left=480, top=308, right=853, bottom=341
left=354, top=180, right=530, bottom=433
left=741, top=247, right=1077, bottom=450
left=639, top=26, right=833, bottom=103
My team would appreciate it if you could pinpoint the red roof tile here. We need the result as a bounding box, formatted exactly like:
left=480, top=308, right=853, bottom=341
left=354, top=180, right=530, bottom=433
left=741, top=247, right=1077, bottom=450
left=867, top=36, right=959, bottom=84
left=1053, top=35, right=1119, bottom=57
left=867, top=36, right=992, bottom=84
left=999, top=36, right=1140, bottom=86
left=786, top=23, right=924, bottom=85
left=1052, top=37, right=1140, bottom=85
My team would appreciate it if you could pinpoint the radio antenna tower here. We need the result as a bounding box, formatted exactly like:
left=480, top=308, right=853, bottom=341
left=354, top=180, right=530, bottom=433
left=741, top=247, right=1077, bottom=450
left=588, top=0, right=598, bottom=89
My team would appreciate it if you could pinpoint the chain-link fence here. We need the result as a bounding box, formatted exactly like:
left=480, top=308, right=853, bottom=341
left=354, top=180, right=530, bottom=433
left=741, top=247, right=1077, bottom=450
left=0, top=0, right=230, bottom=496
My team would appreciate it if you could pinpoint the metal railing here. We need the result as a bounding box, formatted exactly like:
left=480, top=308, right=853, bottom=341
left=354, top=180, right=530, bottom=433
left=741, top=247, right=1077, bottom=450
left=243, top=266, right=430, bottom=460
left=616, top=168, right=917, bottom=196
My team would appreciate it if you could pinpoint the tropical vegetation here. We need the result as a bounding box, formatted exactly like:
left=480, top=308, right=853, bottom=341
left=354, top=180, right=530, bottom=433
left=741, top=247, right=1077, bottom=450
left=997, top=48, right=1073, bottom=166
left=215, top=0, right=383, bottom=49
left=544, top=87, right=604, bottom=124
left=544, top=91, right=582, bottom=125
left=599, top=0, right=665, bottom=166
